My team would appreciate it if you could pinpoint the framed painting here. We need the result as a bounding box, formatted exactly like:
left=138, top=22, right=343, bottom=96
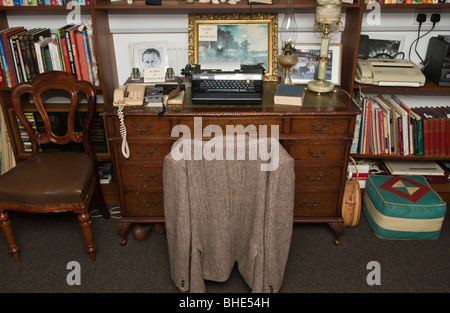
left=292, top=43, right=342, bottom=85
left=188, top=13, right=278, bottom=81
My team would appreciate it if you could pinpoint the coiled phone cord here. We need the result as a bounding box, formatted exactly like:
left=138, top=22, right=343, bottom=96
left=117, top=101, right=130, bottom=159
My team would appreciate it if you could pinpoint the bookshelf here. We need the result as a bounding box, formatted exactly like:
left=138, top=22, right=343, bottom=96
left=1, top=0, right=450, bottom=203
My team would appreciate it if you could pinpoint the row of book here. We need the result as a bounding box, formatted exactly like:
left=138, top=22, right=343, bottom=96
left=0, top=0, right=89, bottom=6
left=0, top=21, right=99, bottom=88
left=16, top=111, right=108, bottom=154
left=366, top=0, right=450, bottom=3
left=351, top=92, right=450, bottom=158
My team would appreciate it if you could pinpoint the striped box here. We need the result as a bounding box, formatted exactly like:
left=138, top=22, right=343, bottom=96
left=363, top=175, right=447, bottom=240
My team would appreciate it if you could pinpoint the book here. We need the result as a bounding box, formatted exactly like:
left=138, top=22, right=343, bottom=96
left=274, top=84, right=305, bottom=106
left=1, top=27, right=25, bottom=87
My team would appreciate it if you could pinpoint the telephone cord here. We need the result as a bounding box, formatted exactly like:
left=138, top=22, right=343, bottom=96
left=117, top=102, right=130, bottom=159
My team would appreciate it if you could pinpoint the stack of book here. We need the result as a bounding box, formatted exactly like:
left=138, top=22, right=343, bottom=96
left=0, top=20, right=99, bottom=88
left=351, top=92, right=450, bottom=157
left=0, top=0, right=90, bottom=7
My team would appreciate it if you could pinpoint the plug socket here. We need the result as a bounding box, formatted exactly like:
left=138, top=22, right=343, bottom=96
left=430, top=13, right=441, bottom=24
left=416, top=13, right=427, bottom=23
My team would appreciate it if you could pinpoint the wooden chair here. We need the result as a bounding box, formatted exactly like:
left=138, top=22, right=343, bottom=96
left=0, top=71, right=110, bottom=263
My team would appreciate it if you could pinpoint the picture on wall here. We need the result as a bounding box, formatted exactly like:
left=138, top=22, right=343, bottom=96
left=188, top=13, right=278, bottom=81
left=130, top=42, right=169, bottom=76
left=292, top=43, right=342, bottom=85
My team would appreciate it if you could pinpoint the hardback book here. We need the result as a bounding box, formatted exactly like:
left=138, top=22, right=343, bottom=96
left=274, top=84, right=305, bottom=106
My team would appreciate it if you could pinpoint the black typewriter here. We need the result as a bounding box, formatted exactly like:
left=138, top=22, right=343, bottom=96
left=187, top=64, right=264, bottom=105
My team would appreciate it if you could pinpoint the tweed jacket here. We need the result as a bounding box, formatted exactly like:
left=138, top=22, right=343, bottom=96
left=163, top=136, right=295, bottom=293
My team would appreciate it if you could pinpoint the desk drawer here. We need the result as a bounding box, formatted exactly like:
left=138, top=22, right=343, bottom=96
left=287, top=142, right=346, bottom=161
left=290, top=117, right=350, bottom=135
left=294, top=190, right=340, bottom=215
left=177, top=117, right=284, bottom=136
left=123, top=191, right=164, bottom=216
left=117, top=142, right=173, bottom=162
left=122, top=118, right=172, bottom=137
left=120, top=165, right=163, bottom=187
left=295, top=165, right=343, bottom=187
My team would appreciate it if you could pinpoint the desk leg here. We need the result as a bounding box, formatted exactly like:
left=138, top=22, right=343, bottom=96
left=117, top=221, right=132, bottom=246
left=329, top=222, right=345, bottom=246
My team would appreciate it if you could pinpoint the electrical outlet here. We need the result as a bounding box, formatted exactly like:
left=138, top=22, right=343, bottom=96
left=413, top=10, right=441, bottom=26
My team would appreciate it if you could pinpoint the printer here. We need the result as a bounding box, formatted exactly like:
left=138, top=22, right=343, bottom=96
left=189, top=64, right=264, bottom=105
left=355, top=58, right=426, bottom=87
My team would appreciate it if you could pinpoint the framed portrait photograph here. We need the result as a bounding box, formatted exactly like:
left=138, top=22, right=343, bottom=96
left=130, top=42, right=169, bottom=76
left=292, top=44, right=342, bottom=85
left=188, top=13, right=278, bottom=81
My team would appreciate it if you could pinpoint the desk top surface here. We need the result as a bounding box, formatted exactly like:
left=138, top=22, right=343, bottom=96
left=103, top=82, right=361, bottom=117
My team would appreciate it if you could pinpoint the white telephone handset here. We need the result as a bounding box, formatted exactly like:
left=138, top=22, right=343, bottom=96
left=355, top=59, right=373, bottom=84
left=113, top=84, right=146, bottom=159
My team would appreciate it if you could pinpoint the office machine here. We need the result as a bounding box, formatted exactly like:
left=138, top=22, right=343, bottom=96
left=355, top=58, right=425, bottom=87
left=190, top=64, right=264, bottom=105
left=424, top=35, right=450, bottom=87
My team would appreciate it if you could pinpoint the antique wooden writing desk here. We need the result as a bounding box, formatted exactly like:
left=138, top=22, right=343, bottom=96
left=103, top=82, right=360, bottom=246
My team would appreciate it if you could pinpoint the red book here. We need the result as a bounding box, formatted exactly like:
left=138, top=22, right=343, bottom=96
left=1, top=26, right=25, bottom=87
left=75, top=30, right=89, bottom=82
left=68, top=26, right=82, bottom=80
left=423, top=107, right=443, bottom=157
left=435, top=106, right=449, bottom=157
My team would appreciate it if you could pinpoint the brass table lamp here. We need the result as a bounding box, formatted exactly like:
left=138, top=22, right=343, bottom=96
left=307, top=0, right=343, bottom=94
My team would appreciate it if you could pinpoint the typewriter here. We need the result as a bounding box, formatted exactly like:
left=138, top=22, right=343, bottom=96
left=186, top=64, right=264, bottom=105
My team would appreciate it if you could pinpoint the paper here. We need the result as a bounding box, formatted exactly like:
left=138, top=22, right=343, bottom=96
left=200, top=61, right=241, bottom=72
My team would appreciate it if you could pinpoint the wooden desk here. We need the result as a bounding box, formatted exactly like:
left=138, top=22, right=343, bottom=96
left=103, top=82, right=360, bottom=246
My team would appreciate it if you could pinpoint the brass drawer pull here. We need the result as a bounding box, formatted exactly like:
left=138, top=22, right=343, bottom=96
left=133, top=123, right=152, bottom=132
left=303, top=199, right=320, bottom=207
left=310, top=120, right=330, bottom=131
left=137, top=149, right=155, bottom=158
left=245, top=123, right=267, bottom=132
left=306, top=172, right=323, bottom=181
left=308, top=149, right=327, bottom=158
left=139, top=173, right=157, bottom=182
left=142, top=199, right=159, bottom=208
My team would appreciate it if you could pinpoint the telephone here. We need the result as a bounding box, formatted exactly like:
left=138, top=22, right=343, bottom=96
left=113, top=84, right=146, bottom=107
left=355, top=58, right=425, bottom=87
left=113, top=79, right=183, bottom=159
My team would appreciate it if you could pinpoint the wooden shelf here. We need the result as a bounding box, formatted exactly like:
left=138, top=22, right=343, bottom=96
left=356, top=81, right=450, bottom=95
left=351, top=154, right=450, bottom=161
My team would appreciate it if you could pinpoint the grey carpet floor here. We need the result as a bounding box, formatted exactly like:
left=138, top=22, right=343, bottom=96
left=0, top=204, right=449, bottom=294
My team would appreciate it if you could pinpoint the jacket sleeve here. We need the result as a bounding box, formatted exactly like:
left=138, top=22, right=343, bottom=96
left=263, top=141, right=295, bottom=293
left=163, top=153, right=191, bottom=292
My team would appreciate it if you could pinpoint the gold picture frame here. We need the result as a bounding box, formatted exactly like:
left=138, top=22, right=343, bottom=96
left=188, top=13, right=278, bottom=81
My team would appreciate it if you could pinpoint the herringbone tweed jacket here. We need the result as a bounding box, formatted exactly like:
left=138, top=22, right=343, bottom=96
left=163, top=136, right=295, bottom=293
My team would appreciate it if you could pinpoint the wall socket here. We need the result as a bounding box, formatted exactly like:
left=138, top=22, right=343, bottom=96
left=413, top=10, right=441, bottom=26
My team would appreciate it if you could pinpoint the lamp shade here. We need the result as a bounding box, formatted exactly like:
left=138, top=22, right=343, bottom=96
left=280, top=12, right=298, bottom=45
left=316, top=0, right=342, bottom=24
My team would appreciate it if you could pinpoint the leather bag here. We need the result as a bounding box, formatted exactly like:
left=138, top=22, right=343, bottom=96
left=342, top=157, right=361, bottom=227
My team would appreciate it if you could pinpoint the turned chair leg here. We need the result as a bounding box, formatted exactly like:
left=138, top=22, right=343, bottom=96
left=77, top=212, right=96, bottom=261
left=0, top=210, right=20, bottom=263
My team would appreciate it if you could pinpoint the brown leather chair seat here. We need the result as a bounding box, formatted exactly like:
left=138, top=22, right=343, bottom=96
left=0, top=152, right=95, bottom=209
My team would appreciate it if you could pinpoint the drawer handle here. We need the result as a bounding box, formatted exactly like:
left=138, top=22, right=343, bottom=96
left=142, top=199, right=159, bottom=208
left=139, top=173, right=157, bottom=182
left=199, top=123, right=217, bottom=133
left=303, top=199, right=320, bottom=207
left=245, top=123, right=267, bottom=132
left=137, top=149, right=155, bottom=158
left=308, top=149, right=327, bottom=158
left=311, top=120, right=330, bottom=132
left=133, top=123, right=152, bottom=132
left=306, top=172, right=323, bottom=181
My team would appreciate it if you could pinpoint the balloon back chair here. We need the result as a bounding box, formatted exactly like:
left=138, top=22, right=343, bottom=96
left=0, top=71, right=110, bottom=263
